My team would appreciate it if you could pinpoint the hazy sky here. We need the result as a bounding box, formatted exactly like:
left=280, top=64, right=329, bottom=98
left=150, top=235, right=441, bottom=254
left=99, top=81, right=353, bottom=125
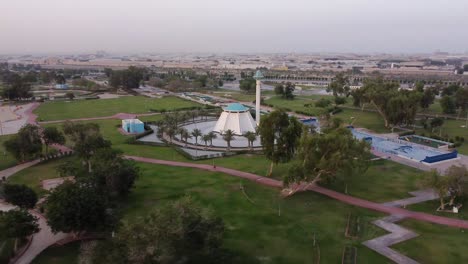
left=1, top=0, right=467, bottom=54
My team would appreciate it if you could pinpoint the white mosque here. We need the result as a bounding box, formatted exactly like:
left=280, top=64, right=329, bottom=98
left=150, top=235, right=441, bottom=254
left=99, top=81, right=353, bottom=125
left=213, top=103, right=256, bottom=135
left=213, top=70, right=264, bottom=135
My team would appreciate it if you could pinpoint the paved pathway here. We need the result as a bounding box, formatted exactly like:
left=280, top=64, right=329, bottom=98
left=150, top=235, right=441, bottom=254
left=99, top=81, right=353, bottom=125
left=14, top=212, right=69, bottom=264
left=125, top=155, right=468, bottom=229
left=363, top=189, right=439, bottom=264
left=0, top=160, right=40, bottom=180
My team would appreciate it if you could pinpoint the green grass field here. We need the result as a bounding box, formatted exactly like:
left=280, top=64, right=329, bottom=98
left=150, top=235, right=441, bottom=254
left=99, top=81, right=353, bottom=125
left=122, top=163, right=389, bottom=263
left=34, top=96, right=201, bottom=121
left=394, top=219, right=468, bottom=264
left=415, top=119, right=468, bottom=154
left=7, top=157, right=73, bottom=197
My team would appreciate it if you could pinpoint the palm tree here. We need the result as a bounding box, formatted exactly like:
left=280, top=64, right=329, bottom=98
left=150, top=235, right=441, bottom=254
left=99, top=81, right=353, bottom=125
left=181, top=130, right=192, bottom=146
left=202, top=134, right=211, bottom=148
left=191, top=129, right=202, bottom=145
left=177, top=127, right=187, bottom=142
left=207, top=131, right=217, bottom=146
left=165, top=127, right=176, bottom=144
left=222, top=129, right=235, bottom=151
left=243, top=131, right=257, bottom=149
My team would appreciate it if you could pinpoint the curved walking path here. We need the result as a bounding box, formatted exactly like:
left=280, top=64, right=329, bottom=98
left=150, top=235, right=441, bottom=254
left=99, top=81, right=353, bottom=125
left=14, top=212, right=69, bottom=264
left=125, top=155, right=468, bottom=230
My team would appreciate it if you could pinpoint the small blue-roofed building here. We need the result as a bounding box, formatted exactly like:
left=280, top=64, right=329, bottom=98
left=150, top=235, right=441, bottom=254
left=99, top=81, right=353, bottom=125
left=122, top=119, right=145, bottom=134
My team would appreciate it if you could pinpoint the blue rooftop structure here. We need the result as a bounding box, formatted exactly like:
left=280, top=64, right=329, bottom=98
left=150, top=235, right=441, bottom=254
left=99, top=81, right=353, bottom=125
left=224, top=103, right=248, bottom=112
left=253, top=70, right=264, bottom=80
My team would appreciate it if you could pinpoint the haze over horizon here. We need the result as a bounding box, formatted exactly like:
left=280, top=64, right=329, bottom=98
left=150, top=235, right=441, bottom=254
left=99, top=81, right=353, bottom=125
left=1, top=0, right=468, bottom=55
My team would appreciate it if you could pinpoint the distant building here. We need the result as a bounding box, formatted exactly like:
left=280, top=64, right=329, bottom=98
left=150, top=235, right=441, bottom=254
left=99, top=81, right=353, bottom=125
left=122, top=119, right=145, bottom=134
left=55, top=84, right=69, bottom=89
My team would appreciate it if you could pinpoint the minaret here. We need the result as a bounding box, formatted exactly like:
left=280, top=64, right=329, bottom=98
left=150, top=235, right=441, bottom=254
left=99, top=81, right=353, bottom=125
left=253, top=70, right=264, bottom=126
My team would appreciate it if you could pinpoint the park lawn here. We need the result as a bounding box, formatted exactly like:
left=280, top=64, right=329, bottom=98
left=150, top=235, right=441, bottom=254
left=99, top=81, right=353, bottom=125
left=334, top=109, right=390, bottom=133
left=406, top=198, right=468, bottom=221
left=122, top=163, right=390, bottom=263
left=415, top=119, right=468, bottom=155
left=34, top=96, right=201, bottom=121
left=264, top=96, right=327, bottom=116
left=393, top=219, right=468, bottom=264
left=32, top=241, right=80, bottom=264
left=328, top=160, right=426, bottom=203
left=0, top=135, right=17, bottom=171
left=7, top=158, right=73, bottom=197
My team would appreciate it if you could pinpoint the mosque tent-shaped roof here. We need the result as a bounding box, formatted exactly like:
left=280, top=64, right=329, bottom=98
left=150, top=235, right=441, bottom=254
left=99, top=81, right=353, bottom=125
left=213, top=103, right=256, bottom=135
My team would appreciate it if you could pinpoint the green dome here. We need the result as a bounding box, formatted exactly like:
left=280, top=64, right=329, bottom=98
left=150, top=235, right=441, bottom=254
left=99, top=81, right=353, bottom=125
left=224, top=103, right=248, bottom=112
left=253, top=70, right=264, bottom=80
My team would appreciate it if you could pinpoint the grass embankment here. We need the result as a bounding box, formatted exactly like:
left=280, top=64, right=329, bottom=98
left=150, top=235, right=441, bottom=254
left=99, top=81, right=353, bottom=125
left=34, top=96, right=201, bottom=121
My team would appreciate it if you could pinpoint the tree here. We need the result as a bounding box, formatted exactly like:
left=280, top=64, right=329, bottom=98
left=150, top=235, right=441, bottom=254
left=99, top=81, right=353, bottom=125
left=283, top=126, right=371, bottom=194
left=46, top=181, right=114, bottom=235
left=42, top=126, right=65, bottom=154
left=108, top=66, right=146, bottom=90
left=385, top=91, right=422, bottom=128
left=207, top=131, right=217, bottom=146
left=239, top=78, right=256, bottom=93
left=166, top=127, right=176, bottom=143
left=327, top=73, right=350, bottom=97
left=202, top=134, right=211, bottom=147
left=420, top=87, right=437, bottom=110
left=258, top=110, right=303, bottom=176
left=63, top=122, right=111, bottom=172
left=315, top=98, right=332, bottom=108
left=0, top=209, right=39, bottom=251
left=55, top=74, right=66, bottom=84
left=4, top=124, right=42, bottom=162
left=181, top=129, right=192, bottom=145
left=222, top=130, right=235, bottom=150
left=1, top=74, right=32, bottom=100
left=440, top=96, right=457, bottom=114
left=334, top=96, right=347, bottom=106
left=441, top=84, right=460, bottom=96
left=2, top=184, right=38, bottom=209
left=191, top=129, right=202, bottom=145
left=89, top=148, right=139, bottom=198
left=353, top=77, right=421, bottom=128
left=445, top=165, right=468, bottom=207
left=430, top=117, right=444, bottom=135
left=425, top=170, right=450, bottom=210
left=65, top=92, right=75, bottom=100
left=101, top=197, right=225, bottom=264
left=454, top=87, right=468, bottom=113
left=274, top=84, right=284, bottom=95
left=243, top=131, right=257, bottom=149
left=414, top=81, right=425, bottom=92
left=283, top=82, right=295, bottom=100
